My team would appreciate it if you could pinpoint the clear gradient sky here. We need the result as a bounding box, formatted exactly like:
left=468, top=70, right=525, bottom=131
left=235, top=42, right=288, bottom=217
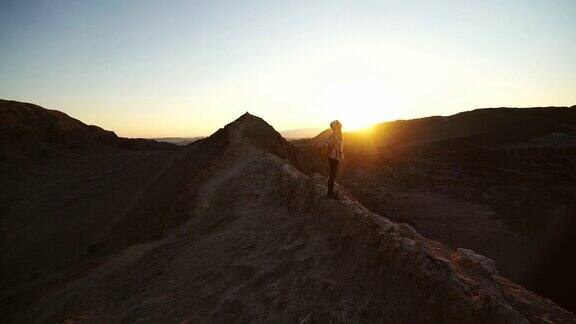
left=1, top=0, right=575, bottom=137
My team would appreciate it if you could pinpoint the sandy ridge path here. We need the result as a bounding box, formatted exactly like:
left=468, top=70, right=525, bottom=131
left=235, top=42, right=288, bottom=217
left=188, top=119, right=260, bottom=217
left=192, top=146, right=258, bottom=215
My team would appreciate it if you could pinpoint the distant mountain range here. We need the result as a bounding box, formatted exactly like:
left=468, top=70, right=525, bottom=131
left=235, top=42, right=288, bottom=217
left=280, top=127, right=323, bottom=139
left=151, top=128, right=322, bottom=145
left=152, top=137, right=204, bottom=145
left=151, top=128, right=323, bottom=145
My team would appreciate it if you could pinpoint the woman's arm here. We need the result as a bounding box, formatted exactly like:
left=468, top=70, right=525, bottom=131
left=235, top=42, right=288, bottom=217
left=320, top=133, right=334, bottom=151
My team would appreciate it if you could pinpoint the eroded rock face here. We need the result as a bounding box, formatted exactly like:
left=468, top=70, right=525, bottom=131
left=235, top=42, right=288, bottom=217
left=453, top=248, right=498, bottom=276
left=1, top=107, right=574, bottom=323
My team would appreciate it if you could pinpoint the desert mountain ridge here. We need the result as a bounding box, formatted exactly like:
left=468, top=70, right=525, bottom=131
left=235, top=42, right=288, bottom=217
left=1, top=99, right=575, bottom=322
left=295, top=104, right=576, bottom=313
left=309, top=105, right=576, bottom=144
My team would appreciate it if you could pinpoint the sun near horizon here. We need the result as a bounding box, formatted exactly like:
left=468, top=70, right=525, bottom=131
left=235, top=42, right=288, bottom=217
left=1, top=1, right=575, bottom=138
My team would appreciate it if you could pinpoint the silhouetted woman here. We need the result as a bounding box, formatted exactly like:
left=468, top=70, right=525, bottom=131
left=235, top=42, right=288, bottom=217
left=321, top=120, right=344, bottom=199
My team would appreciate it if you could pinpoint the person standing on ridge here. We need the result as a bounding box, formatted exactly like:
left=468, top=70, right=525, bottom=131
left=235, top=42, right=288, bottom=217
left=320, top=120, right=344, bottom=199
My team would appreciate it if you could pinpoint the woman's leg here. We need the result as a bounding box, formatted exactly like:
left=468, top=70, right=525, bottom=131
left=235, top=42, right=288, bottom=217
left=328, top=158, right=339, bottom=195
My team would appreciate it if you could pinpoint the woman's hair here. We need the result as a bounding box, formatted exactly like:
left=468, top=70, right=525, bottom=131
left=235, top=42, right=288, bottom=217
left=330, top=120, right=342, bottom=139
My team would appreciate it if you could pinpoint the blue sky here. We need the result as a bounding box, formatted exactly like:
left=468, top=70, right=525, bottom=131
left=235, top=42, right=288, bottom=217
left=1, top=0, right=575, bottom=136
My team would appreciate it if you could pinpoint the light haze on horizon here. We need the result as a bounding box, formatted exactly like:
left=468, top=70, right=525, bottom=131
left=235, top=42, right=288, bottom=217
left=1, top=0, right=575, bottom=137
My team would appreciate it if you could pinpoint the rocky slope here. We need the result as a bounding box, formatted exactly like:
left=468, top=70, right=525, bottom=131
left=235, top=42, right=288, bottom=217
left=1, top=102, right=574, bottom=322
left=295, top=105, right=576, bottom=313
